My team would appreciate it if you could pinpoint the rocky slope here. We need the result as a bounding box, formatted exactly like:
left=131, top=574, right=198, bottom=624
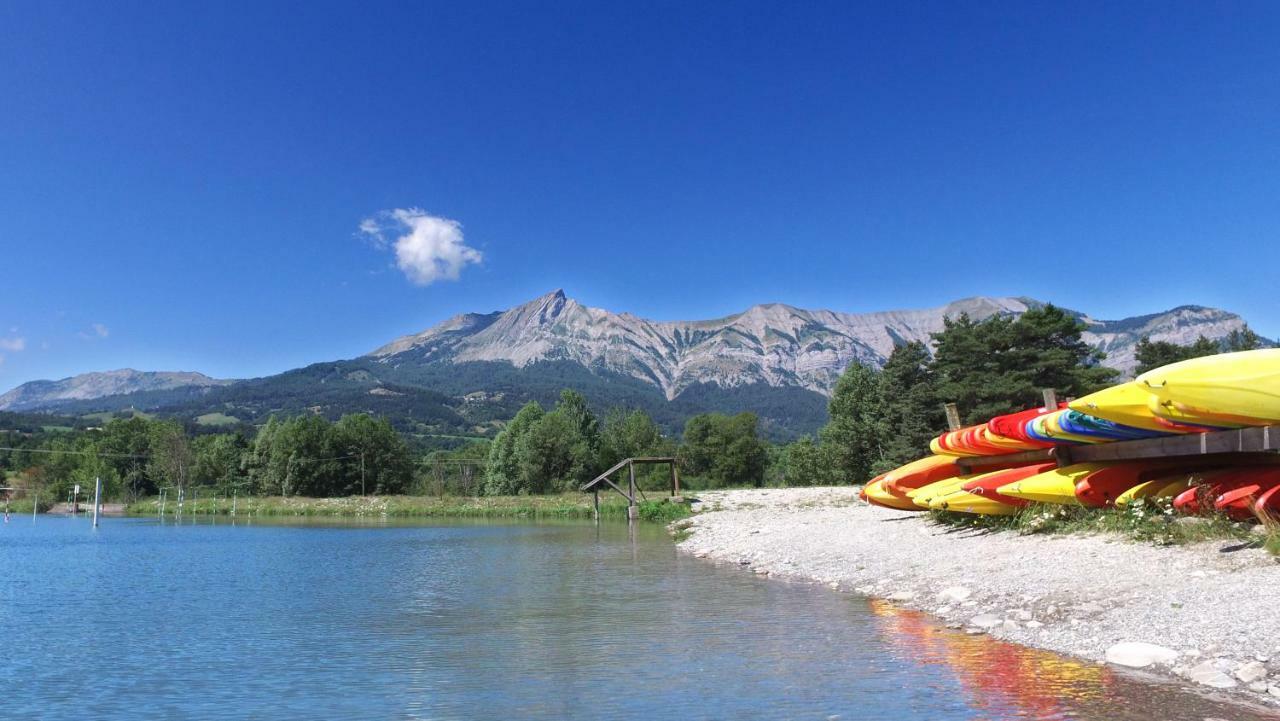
left=371, top=290, right=1256, bottom=399
left=0, top=369, right=232, bottom=412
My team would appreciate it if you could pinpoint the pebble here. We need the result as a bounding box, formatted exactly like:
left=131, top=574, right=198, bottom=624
left=889, top=591, right=915, bottom=602
left=937, top=586, right=972, bottom=603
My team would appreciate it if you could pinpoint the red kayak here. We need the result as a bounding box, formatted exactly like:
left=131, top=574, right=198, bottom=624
left=960, top=462, right=1058, bottom=508
left=1254, top=483, right=1280, bottom=520
left=1074, top=461, right=1202, bottom=508
left=1172, top=468, right=1268, bottom=515
left=1213, top=468, right=1280, bottom=520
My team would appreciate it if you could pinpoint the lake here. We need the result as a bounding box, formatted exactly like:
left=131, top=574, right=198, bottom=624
left=1, top=515, right=1273, bottom=720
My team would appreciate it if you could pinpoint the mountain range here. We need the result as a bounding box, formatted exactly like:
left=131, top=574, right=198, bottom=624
left=0, top=291, right=1261, bottom=441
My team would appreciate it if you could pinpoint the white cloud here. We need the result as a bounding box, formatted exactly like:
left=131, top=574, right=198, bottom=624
left=0, top=337, right=25, bottom=352
left=358, top=208, right=482, bottom=286
left=79, top=323, right=109, bottom=340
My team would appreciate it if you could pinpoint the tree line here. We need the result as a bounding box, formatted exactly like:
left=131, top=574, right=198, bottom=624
left=1, top=308, right=1264, bottom=500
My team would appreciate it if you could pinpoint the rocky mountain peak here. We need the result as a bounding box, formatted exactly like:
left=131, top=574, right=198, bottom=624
left=366, top=291, right=1258, bottom=400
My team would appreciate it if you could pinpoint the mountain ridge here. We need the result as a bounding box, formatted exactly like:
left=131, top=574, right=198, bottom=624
left=367, top=290, right=1252, bottom=400
left=0, top=369, right=232, bottom=412
left=0, top=293, right=1261, bottom=441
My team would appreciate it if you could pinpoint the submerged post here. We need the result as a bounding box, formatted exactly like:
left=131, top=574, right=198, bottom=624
left=92, top=476, right=101, bottom=528
left=32, top=493, right=37, bottom=522
left=592, top=488, right=600, bottom=521
left=231, top=490, right=237, bottom=517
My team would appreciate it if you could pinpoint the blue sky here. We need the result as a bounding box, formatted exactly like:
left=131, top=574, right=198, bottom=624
left=2, top=1, right=1278, bottom=388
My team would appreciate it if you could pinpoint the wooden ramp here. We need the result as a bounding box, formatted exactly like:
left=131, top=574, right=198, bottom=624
left=581, top=457, right=680, bottom=520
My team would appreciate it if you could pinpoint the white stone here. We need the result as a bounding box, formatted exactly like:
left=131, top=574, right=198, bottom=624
left=969, top=613, right=1003, bottom=630
left=1025, top=621, right=1044, bottom=629
left=1188, top=661, right=1239, bottom=689
left=937, top=586, right=972, bottom=603
left=1105, top=642, right=1181, bottom=669
left=889, top=591, right=915, bottom=602
left=1236, top=660, right=1269, bottom=684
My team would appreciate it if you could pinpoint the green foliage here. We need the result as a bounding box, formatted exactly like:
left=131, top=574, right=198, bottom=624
left=820, top=362, right=884, bottom=483
left=873, top=341, right=943, bottom=473
left=1221, top=326, right=1264, bottom=352
left=772, top=436, right=834, bottom=486
left=681, top=412, right=767, bottom=488
left=931, top=305, right=1116, bottom=424
left=482, top=390, right=607, bottom=494
left=484, top=401, right=545, bottom=495
left=1133, top=335, right=1221, bottom=375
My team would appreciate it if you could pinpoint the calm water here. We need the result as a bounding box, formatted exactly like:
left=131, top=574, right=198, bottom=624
left=1, top=515, right=1274, bottom=721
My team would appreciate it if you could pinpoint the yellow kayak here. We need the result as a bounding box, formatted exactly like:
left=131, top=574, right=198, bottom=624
left=1146, top=395, right=1252, bottom=429
left=930, top=489, right=1020, bottom=515
left=1069, top=382, right=1173, bottom=433
left=863, top=479, right=924, bottom=511
left=1137, top=349, right=1280, bottom=424
left=908, top=475, right=978, bottom=509
left=1113, top=477, right=1192, bottom=506
left=997, top=463, right=1109, bottom=505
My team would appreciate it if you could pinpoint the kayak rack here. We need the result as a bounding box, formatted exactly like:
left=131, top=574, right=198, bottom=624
left=957, top=425, right=1280, bottom=472
left=581, top=457, right=680, bottom=521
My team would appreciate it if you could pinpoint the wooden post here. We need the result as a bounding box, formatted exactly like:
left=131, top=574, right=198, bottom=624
left=943, top=403, right=962, bottom=431
left=627, top=462, right=638, bottom=521
left=593, top=488, right=600, bottom=521
left=1042, top=388, right=1058, bottom=411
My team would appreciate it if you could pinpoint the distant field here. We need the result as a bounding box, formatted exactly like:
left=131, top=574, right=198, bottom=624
left=80, top=410, right=153, bottom=424
left=195, top=412, right=240, bottom=426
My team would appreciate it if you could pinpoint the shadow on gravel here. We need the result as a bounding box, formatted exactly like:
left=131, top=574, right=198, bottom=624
left=1218, top=540, right=1261, bottom=553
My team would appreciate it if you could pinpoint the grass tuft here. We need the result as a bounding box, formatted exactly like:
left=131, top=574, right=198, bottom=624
left=929, top=497, right=1254, bottom=547
left=124, top=493, right=691, bottom=523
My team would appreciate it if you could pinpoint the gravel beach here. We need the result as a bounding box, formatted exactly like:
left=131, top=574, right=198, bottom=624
left=676, top=486, right=1280, bottom=706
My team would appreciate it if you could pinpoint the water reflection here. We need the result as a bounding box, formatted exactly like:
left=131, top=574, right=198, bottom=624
left=867, top=598, right=1278, bottom=720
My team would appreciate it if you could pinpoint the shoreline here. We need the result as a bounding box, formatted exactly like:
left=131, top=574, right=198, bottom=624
left=120, top=493, right=690, bottom=522
left=674, top=486, right=1280, bottom=708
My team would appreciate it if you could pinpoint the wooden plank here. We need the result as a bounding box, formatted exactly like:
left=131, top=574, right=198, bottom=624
left=955, top=449, right=1054, bottom=470
left=953, top=426, right=1280, bottom=468
left=943, top=403, right=962, bottom=431
left=581, top=457, right=635, bottom=491
left=1042, top=388, right=1058, bottom=410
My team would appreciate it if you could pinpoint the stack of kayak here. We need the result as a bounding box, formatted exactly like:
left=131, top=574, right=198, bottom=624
left=863, top=349, right=1280, bottom=520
